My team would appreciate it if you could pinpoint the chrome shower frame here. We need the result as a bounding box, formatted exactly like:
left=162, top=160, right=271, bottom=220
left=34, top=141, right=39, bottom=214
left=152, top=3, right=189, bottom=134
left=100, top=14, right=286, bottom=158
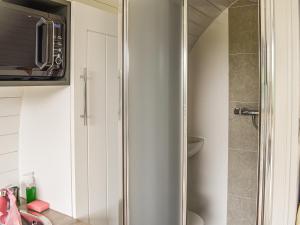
left=257, top=0, right=275, bottom=224
left=121, top=0, right=274, bottom=224
left=121, top=0, right=129, bottom=224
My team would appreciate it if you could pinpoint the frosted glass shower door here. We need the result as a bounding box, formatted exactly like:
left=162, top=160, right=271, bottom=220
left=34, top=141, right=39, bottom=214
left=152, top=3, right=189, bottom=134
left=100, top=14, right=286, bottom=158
left=123, top=0, right=186, bottom=225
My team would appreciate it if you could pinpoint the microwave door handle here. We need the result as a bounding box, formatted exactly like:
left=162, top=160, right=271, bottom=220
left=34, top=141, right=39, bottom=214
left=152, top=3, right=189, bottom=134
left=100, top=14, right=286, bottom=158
left=35, top=18, right=54, bottom=70
left=47, top=21, right=55, bottom=69
left=35, top=18, right=48, bottom=69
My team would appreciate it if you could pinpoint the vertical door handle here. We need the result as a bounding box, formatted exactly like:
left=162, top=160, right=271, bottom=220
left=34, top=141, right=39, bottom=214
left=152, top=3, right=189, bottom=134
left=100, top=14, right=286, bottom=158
left=80, top=68, right=88, bottom=126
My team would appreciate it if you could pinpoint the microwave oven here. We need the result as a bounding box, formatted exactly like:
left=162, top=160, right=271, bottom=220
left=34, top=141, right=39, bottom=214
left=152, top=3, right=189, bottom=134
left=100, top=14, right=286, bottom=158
left=0, top=2, right=66, bottom=81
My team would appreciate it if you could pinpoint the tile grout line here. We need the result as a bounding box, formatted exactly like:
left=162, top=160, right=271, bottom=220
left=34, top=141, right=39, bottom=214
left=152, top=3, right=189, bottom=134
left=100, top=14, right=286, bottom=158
left=229, top=148, right=258, bottom=153
left=230, top=100, right=259, bottom=104
left=229, top=52, right=258, bottom=56
left=228, top=193, right=258, bottom=201
left=230, top=3, right=258, bottom=9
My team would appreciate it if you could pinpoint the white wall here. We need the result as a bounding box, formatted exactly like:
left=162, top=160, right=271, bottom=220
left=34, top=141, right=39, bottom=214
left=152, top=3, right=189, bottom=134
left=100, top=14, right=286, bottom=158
left=0, top=79, right=72, bottom=219
left=0, top=1, right=118, bottom=218
left=188, top=10, right=228, bottom=225
left=18, top=3, right=117, bottom=218
left=269, top=0, right=300, bottom=224
left=0, top=87, right=23, bottom=188
left=19, top=86, right=72, bottom=216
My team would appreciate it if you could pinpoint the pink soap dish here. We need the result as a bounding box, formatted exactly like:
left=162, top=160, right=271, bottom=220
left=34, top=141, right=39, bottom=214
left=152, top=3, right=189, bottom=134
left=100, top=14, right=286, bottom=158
left=27, top=200, right=49, bottom=213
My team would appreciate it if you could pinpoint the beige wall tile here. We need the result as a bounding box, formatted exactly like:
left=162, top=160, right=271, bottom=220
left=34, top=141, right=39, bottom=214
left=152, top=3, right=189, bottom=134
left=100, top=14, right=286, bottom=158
left=229, top=113, right=259, bottom=150
left=228, top=149, right=258, bottom=198
left=229, top=101, right=259, bottom=120
left=229, top=54, right=259, bottom=102
left=229, top=0, right=258, bottom=7
left=229, top=5, right=258, bottom=53
left=227, top=194, right=257, bottom=225
left=227, top=3, right=259, bottom=224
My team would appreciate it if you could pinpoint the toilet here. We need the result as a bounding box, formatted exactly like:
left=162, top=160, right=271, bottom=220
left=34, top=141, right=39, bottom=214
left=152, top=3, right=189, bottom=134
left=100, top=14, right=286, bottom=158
left=187, top=210, right=204, bottom=225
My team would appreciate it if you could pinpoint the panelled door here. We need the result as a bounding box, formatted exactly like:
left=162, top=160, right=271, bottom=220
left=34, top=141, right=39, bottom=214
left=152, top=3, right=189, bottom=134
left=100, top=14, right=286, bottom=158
left=73, top=2, right=121, bottom=225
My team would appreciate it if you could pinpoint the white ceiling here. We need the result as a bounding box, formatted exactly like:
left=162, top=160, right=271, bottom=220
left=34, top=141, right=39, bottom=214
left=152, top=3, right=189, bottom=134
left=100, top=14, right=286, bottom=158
left=188, top=0, right=235, bottom=50
left=93, top=0, right=256, bottom=50
left=94, top=0, right=118, bottom=7
left=188, top=0, right=258, bottom=50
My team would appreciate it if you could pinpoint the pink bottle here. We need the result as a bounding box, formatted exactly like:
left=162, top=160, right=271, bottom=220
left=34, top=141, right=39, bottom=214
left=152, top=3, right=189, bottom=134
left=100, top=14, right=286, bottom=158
left=0, top=189, right=8, bottom=223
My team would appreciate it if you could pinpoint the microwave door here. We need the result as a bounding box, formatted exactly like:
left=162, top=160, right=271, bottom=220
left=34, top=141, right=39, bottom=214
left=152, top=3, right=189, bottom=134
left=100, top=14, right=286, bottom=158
left=0, top=5, right=40, bottom=76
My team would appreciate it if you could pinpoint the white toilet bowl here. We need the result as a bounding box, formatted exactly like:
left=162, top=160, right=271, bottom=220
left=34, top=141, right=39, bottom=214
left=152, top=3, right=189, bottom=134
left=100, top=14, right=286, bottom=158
left=187, top=210, right=204, bottom=225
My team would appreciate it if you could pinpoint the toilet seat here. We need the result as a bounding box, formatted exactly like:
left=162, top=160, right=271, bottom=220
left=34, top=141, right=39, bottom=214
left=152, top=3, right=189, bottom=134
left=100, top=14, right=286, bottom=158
left=187, top=210, right=204, bottom=225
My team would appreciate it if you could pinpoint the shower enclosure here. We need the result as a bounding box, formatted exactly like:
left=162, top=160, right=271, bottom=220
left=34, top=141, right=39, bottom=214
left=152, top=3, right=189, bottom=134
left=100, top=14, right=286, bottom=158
left=121, top=0, right=277, bottom=225
left=122, top=0, right=187, bottom=224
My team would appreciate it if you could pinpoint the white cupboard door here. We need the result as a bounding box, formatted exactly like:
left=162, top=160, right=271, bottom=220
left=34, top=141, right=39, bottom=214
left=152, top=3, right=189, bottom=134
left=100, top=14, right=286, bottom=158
left=87, top=33, right=119, bottom=225
left=73, top=2, right=119, bottom=225
left=87, top=31, right=107, bottom=225
left=106, top=36, right=120, bottom=225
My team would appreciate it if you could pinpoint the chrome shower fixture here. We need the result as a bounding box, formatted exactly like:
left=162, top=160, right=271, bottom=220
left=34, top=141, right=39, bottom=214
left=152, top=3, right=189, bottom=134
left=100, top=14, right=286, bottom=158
left=234, top=107, right=260, bottom=129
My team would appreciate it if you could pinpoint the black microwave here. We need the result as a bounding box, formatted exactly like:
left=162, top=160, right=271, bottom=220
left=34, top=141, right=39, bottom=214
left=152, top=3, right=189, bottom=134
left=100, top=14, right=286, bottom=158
left=0, top=1, right=67, bottom=81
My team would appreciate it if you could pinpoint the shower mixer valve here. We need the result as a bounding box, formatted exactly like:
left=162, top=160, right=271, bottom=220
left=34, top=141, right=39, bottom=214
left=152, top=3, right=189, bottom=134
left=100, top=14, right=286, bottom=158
left=234, top=107, right=260, bottom=129
left=234, top=107, right=259, bottom=116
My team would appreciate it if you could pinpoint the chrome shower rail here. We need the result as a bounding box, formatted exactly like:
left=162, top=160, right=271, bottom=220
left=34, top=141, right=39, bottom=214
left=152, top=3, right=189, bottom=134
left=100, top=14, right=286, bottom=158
left=257, top=0, right=275, bottom=224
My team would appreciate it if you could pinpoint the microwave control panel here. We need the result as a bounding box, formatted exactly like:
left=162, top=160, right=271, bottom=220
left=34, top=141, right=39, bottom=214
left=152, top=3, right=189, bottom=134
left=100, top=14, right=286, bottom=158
left=52, top=21, right=65, bottom=73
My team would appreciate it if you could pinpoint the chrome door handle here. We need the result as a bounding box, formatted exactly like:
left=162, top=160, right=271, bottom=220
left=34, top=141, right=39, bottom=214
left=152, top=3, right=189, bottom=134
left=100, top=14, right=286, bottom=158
left=80, top=68, right=88, bottom=126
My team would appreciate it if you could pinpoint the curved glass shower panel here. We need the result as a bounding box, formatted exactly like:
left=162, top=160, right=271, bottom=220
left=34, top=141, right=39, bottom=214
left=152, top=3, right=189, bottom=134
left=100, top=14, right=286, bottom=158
left=124, top=0, right=184, bottom=225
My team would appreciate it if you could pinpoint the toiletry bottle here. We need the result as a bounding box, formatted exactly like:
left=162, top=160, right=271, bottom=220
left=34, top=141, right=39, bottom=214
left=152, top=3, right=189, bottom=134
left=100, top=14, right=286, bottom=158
left=23, top=172, right=37, bottom=204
